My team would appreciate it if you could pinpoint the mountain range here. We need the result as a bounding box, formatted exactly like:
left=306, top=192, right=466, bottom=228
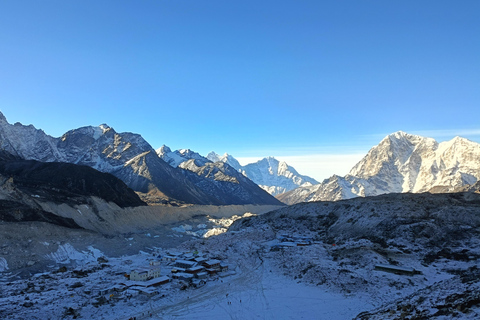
left=2, top=110, right=479, bottom=207
left=278, top=131, right=480, bottom=204
left=158, top=147, right=319, bottom=196
left=0, top=112, right=281, bottom=206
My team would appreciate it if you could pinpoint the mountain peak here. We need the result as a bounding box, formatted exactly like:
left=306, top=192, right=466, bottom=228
left=0, top=111, right=7, bottom=123
left=156, top=145, right=172, bottom=155
left=450, top=136, right=471, bottom=144
left=385, top=131, right=420, bottom=142
left=99, top=124, right=111, bottom=133
left=390, top=130, right=408, bottom=137
left=206, top=151, right=221, bottom=162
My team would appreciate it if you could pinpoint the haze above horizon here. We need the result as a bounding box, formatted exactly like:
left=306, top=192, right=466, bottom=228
left=1, top=1, right=479, bottom=181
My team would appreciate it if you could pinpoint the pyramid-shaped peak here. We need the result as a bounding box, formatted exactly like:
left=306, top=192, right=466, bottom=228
left=0, top=111, right=7, bottom=122
left=451, top=136, right=470, bottom=143
left=206, top=151, right=220, bottom=162
left=381, top=131, right=434, bottom=146
left=157, top=145, right=172, bottom=154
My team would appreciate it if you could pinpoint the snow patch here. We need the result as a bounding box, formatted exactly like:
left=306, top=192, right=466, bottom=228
left=47, top=244, right=104, bottom=264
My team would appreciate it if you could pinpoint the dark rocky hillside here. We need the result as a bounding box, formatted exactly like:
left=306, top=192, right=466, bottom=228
left=0, top=199, right=81, bottom=229
left=0, top=151, right=146, bottom=208
left=0, top=151, right=147, bottom=230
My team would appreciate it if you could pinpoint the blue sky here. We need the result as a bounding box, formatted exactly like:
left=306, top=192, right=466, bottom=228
left=1, top=1, right=479, bottom=180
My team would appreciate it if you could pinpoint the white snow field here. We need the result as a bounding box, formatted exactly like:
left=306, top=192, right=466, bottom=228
left=134, top=260, right=371, bottom=320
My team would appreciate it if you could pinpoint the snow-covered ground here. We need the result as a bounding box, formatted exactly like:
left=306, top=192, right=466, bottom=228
left=170, top=212, right=255, bottom=238
left=152, top=259, right=371, bottom=320
left=2, top=192, right=480, bottom=319
left=0, top=228, right=377, bottom=320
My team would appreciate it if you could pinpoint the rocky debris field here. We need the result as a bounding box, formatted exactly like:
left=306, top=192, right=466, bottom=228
left=1, top=192, right=480, bottom=319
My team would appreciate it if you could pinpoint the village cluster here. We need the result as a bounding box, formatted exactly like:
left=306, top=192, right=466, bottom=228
left=270, top=234, right=315, bottom=250
left=0, top=248, right=234, bottom=319
left=116, top=250, right=231, bottom=298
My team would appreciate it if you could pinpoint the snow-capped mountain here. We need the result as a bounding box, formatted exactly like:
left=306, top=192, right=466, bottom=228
left=278, top=131, right=480, bottom=204
left=240, top=157, right=319, bottom=196
left=156, top=145, right=209, bottom=168
left=0, top=112, right=281, bottom=206
left=160, top=148, right=318, bottom=196
left=206, top=151, right=242, bottom=170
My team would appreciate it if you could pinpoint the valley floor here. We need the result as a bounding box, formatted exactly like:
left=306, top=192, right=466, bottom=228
left=2, top=195, right=480, bottom=319
left=148, top=259, right=371, bottom=320
left=0, top=243, right=373, bottom=320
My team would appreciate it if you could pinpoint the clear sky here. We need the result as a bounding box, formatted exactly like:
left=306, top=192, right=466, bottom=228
left=1, top=1, right=479, bottom=181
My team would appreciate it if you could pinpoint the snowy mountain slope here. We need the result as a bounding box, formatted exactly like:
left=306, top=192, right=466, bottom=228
left=207, top=152, right=319, bottom=196
left=159, top=147, right=318, bottom=197
left=278, top=131, right=480, bottom=204
left=157, top=145, right=209, bottom=168
left=0, top=112, right=280, bottom=206
left=206, top=151, right=242, bottom=170
left=0, top=113, right=61, bottom=162
left=240, top=157, right=319, bottom=196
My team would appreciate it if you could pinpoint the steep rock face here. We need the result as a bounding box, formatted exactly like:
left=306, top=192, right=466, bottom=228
left=279, top=132, right=480, bottom=205
left=178, top=159, right=283, bottom=205
left=240, top=157, right=319, bottom=196
left=0, top=114, right=61, bottom=162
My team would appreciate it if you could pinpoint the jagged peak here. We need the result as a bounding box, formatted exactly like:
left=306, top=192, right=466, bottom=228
left=450, top=136, right=472, bottom=144
left=375, top=131, right=436, bottom=151
left=389, top=130, right=409, bottom=137
left=384, top=131, right=419, bottom=142
left=156, top=145, right=172, bottom=154
left=98, top=123, right=111, bottom=133
left=0, top=111, right=7, bottom=122
left=206, top=151, right=221, bottom=161
left=439, top=135, right=479, bottom=150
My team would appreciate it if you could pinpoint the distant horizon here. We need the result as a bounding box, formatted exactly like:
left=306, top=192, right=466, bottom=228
left=1, top=109, right=479, bottom=182
left=1, top=1, right=479, bottom=181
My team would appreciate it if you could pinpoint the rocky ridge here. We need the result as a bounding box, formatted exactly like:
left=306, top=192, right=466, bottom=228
left=0, top=112, right=281, bottom=206
left=160, top=147, right=319, bottom=196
